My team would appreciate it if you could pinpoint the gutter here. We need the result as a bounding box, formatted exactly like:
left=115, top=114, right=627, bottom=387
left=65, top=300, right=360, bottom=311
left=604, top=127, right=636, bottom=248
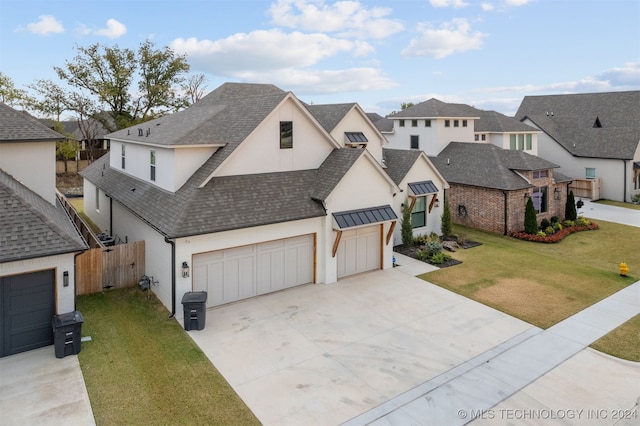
left=164, top=237, right=176, bottom=318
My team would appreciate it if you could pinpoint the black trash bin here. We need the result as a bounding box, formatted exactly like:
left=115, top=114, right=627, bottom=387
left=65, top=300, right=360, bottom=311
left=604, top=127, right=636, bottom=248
left=52, top=311, right=84, bottom=358
left=181, top=291, right=207, bottom=331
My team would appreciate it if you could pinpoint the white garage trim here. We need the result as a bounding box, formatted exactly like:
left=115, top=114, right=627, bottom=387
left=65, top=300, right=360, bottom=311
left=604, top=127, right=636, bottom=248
left=192, top=234, right=315, bottom=308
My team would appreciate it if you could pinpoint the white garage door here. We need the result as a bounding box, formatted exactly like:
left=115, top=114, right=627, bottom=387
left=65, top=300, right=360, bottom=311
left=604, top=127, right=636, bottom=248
left=193, top=234, right=314, bottom=307
left=336, top=226, right=380, bottom=278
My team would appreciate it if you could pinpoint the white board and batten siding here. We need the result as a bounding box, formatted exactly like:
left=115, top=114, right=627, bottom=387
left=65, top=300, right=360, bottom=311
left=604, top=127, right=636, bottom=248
left=336, top=226, right=381, bottom=279
left=193, top=234, right=314, bottom=308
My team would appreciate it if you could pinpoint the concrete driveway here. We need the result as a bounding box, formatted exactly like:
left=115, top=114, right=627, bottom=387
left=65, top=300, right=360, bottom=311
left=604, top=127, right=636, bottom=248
left=0, top=346, right=95, bottom=425
left=187, top=266, right=535, bottom=425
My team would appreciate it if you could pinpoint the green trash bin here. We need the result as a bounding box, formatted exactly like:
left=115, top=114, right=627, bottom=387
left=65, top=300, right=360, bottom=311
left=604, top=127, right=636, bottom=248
left=52, top=311, right=83, bottom=358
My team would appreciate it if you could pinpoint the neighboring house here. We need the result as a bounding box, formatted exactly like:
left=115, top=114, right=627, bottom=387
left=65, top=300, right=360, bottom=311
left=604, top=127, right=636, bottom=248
left=430, top=143, right=573, bottom=235
left=82, top=83, right=444, bottom=316
left=41, top=117, right=111, bottom=161
left=381, top=98, right=540, bottom=157
left=516, top=91, right=640, bottom=202
left=0, top=103, right=88, bottom=357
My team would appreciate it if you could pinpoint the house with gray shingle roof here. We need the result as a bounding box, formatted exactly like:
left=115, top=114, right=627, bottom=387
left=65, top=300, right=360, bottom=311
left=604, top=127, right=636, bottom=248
left=515, top=91, right=640, bottom=203
left=381, top=98, right=541, bottom=157
left=430, top=143, right=573, bottom=234
left=82, top=83, right=444, bottom=316
left=0, top=102, right=88, bottom=357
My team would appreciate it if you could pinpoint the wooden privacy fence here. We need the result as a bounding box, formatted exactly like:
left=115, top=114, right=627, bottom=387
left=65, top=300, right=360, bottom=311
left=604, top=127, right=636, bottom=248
left=569, top=178, right=601, bottom=200
left=76, top=241, right=145, bottom=295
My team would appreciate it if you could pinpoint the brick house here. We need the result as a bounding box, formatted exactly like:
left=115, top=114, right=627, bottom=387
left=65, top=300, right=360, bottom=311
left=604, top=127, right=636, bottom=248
left=430, top=142, right=573, bottom=234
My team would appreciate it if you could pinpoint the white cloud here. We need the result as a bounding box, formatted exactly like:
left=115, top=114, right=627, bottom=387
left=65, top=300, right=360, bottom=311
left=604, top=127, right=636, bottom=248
left=504, top=0, right=533, bottom=6
left=430, top=0, right=470, bottom=8
left=94, top=19, right=127, bottom=39
left=26, top=15, right=64, bottom=35
left=402, top=18, right=487, bottom=58
left=481, top=3, right=495, bottom=11
left=171, top=30, right=372, bottom=76
left=268, top=0, right=403, bottom=39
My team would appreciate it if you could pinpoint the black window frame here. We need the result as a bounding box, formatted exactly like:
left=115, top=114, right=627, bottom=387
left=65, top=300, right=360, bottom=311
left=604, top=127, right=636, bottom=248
left=410, top=135, right=419, bottom=149
left=280, top=121, right=293, bottom=149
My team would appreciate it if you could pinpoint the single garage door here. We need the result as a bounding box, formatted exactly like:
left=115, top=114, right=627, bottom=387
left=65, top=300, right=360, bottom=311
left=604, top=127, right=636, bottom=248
left=193, top=234, right=314, bottom=308
left=1, top=270, right=55, bottom=357
left=336, top=225, right=380, bottom=278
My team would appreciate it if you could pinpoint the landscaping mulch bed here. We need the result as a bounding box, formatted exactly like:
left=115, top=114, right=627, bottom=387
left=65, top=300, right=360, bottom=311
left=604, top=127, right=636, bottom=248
left=394, top=237, right=481, bottom=268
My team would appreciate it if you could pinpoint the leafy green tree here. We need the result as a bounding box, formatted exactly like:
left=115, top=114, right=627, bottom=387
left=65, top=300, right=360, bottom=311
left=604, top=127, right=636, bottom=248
left=53, top=40, right=190, bottom=130
left=400, top=102, right=415, bottom=110
left=524, top=196, right=538, bottom=234
left=565, top=190, right=577, bottom=221
left=401, top=203, right=414, bottom=246
left=440, top=196, right=452, bottom=237
left=0, top=72, right=31, bottom=108
left=51, top=121, right=78, bottom=173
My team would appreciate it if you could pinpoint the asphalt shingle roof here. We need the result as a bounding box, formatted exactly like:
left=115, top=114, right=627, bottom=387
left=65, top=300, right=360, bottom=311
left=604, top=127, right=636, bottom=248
left=305, top=103, right=355, bottom=133
left=382, top=148, right=423, bottom=185
left=515, top=91, right=640, bottom=159
left=0, top=103, right=64, bottom=142
left=389, top=98, right=481, bottom=119
left=0, top=169, right=88, bottom=262
left=430, top=142, right=560, bottom=191
left=312, top=148, right=365, bottom=202
left=473, top=109, right=538, bottom=133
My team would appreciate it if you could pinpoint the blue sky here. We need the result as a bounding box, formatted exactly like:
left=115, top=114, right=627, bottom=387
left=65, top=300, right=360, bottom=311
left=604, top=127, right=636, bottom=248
left=1, top=0, right=639, bottom=116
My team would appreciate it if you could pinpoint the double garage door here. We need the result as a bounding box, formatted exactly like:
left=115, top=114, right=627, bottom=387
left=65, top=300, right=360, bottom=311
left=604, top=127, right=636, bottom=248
left=1, top=270, right=55, bottom=357
left=193, top=235, right=315, bottom=308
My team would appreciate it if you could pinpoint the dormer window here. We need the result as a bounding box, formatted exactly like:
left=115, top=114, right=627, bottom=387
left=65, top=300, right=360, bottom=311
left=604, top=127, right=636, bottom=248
left=280, top=121, right=293, bottom=149
left=345, top=132, right=368, bottom=148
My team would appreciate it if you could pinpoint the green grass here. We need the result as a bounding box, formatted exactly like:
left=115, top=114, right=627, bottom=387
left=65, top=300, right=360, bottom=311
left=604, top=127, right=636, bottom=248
left=594, top=199, right=640, bottom=210
left=422, top=220, right=639, bottom=331
left=591, top=314, right=640, bottom=361
left=77, top=287, right=260, bottom=426
left=68, top=197, right=102, bottom=233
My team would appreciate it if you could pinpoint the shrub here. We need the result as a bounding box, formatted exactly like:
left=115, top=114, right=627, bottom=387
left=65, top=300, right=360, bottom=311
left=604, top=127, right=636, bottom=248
left=509, top=221, right=599, bottom=243
left=550, top=216, right=560, bottom=224
left=423, top=240, right=443, bottom=257
left=563, top=220, right=575, bottom=227
left=577, top=216, right=591, bottom=226
left=413, top=234, right=429, bottom=245
left=430, top=252, right=451, bottom=264
left=553, top=223, right=563, bottom=231
left=401, top=204, right=413, bottom=246
left=632, top=194, right=640, bottom=205
left=544, top=226, right=555, bottom=235
left=417, top=249, right=430, bottom=261
left=457, top=233, right=468, bottom=246
left=441, top=197, right=452, bottom=237
left=536, top=231, right=546, bottom=237
left=565, top=191, right=577, bottom=221
left=524, top=197, right=538, bottom=234
left=540, top=218, right=550, bottom=229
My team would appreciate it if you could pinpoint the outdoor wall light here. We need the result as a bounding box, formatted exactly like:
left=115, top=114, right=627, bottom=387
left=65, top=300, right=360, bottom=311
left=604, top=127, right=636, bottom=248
left=434, top=198, right=440, bottom=208
left=182, top=262, right=190, bottom=278
left=554, top=187, right=561, bottom=200
left=63, top=271, right=69, bottom=287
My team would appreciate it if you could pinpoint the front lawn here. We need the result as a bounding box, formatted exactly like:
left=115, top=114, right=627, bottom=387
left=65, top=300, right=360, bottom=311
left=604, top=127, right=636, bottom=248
left=422, top=220, right=639, bottom=330
left=590, top=314, right=640, bottom=361
left=77, top=288, right=260, bottom=425
left=594, top=199, right=640, bottom=210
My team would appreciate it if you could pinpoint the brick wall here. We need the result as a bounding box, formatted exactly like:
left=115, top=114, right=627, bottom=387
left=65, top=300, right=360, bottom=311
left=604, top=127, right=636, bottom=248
left=447, top=179, right=569, bottom=234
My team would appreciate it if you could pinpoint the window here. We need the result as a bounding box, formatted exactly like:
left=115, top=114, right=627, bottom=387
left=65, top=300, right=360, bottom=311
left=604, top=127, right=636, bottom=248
left=411, top=197, right=426, bottom=228
left=526, top=134, right=532, bottom=150
left=121, top=144, right=126, bottom=169
left=462, top=120, right=468, bottom=127
left=481, top=134, right=486, bottom=141
left=474, top=134, right=479, bottom=141
left=410, top=135, right=419, bottom=149
left=510, top=134, right=516, bottom=150
left=280, top=121, right=293, bottom=149
left=445, top=120, right=450, bottom=127
left=399, top=120, right=405, bottom=127
left=95, top=186, right=100, bottom=211
left=425, top=120, right=431, bottom=127
left=454, top=120, right=459, bottom=127
left=518, top=134, right=525, bottom=150
left=411, top=120, right=418, bottom=127
left=533, top=170, right=548, bottom=179
left=532, top=186, right=548, bottom=213
left=586, top=168, right=596, bottom=179
left=150, top=149, right=156, bottom=181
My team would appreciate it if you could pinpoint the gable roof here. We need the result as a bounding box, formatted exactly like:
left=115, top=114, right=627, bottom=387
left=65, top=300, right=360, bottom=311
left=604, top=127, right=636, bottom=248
left=515, top=91, right=640, bottom=159
left=430, top=142, right=560, bottom=191
left=312, top=148, right=367, bottom=201
left=0, top=103, right=64, bottom=142
left=382, top=148, right=449, bottom=190
left=39, top=117, right=111, bottom=141
left=0, top=169, right=87, bottom=262
left=305, top=103, right=356, bottom=133
left=389, top=98, right=481, bottom=119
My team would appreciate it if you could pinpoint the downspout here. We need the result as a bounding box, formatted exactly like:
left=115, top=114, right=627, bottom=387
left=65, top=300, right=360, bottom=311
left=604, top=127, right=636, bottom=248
left=622, top=160, right=627, bottom=203
left=109, top=196, right=113, bottom=235
left=165, top=237, right=176, bottom=318
left=502, top=191, right=508, bottom=235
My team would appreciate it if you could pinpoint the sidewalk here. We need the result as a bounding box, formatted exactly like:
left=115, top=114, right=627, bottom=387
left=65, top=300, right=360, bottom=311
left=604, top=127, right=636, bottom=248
left=344, top=281, right=640, bottom=425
